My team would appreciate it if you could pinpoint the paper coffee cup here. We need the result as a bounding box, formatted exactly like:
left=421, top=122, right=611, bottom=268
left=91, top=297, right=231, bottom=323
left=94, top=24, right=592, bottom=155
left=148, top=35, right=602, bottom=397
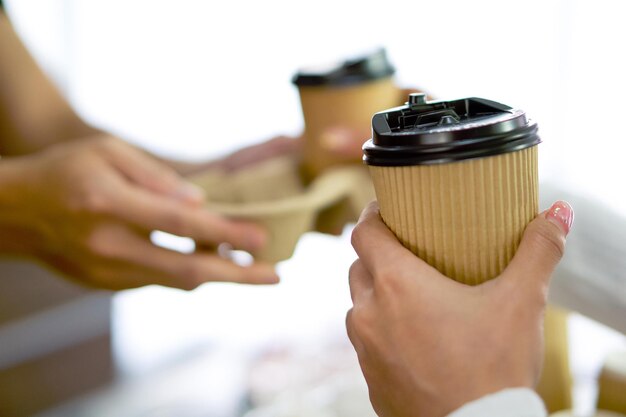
left=293, top=49, right=399, bottom=180
left=536, top=306, right=573, bottom=412
left=597, top=350, right=626, bottom=414
left=364, top=94, right=541, bottom=285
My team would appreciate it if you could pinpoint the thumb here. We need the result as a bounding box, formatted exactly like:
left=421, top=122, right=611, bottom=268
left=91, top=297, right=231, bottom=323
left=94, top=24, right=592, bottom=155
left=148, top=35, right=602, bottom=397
left=502, top=201, right=574, bottom=291
left=104, top=138, right=205, bottom=206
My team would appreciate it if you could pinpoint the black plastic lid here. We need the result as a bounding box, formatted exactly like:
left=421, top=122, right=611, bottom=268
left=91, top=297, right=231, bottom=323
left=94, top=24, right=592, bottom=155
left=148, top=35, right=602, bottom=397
left=363, top=94, right=541, bottom=166
left=292, top=48, right=395, bottom=87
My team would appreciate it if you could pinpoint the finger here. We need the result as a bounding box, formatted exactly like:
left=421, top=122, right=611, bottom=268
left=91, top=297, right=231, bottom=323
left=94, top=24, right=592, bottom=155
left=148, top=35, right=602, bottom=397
left=345, top=309, right=366, bottom=354
left=101, top=227, right=279, bottom=288
left=349, top=259, right=374, bottom=303
left=219, top=136, right=301, bottom=172
left=104, top=138, right=205, bottom=205
left=82, top=257, right=271, bottom=291
left=40, top=245, right=190, bottom=291
left=109, top=186, right=267, bottom=252
left=319, top=126, right=371, bottom=158
left=502, top=201, right=573, bottom=292
left=351, top=201, right=445, bottom=285
left=84, top=259, right=191, bottom=291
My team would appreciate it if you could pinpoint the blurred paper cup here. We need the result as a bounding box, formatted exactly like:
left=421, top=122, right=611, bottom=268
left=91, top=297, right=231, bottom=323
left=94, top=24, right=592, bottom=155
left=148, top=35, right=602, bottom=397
left=293, top=48, right=400, bottom=180
left=597, top=350, right=626, bottom=415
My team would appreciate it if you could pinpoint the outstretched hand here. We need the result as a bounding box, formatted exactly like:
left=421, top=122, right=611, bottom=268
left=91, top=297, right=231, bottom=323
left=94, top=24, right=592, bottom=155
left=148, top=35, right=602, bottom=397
left=0, top=136, right=279, bottom=290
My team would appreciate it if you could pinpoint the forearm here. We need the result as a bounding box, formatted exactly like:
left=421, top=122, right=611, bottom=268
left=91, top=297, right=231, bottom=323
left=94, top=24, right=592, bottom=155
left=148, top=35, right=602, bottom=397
left=0, top=11, right=100, bottom=156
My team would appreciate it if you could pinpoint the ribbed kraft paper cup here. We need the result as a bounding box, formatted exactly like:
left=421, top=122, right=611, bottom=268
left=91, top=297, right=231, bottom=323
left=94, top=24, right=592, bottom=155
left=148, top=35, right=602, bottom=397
left=369, top=146, right=538, bottom=285
left=535, top=306, right=573, bottom=412
left=298, top=77, right=398, bottom=179
left=293, top=49, right=398, bottom=180
left=364, top=95, right=542, bottom=285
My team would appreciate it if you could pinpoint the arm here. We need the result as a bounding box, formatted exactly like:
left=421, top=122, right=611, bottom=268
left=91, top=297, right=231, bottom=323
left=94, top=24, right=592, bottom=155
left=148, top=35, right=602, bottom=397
left=0, top=9, right=99, bottom=156
left=346, top=201, right=573, bottom=417
left=0, top=9, right=301, bottom=175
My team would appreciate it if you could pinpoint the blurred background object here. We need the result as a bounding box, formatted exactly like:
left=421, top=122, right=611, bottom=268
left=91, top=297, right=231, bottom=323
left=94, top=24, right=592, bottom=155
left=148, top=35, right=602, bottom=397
left=550, top=410, right=626, bottom=417
left=596, top=350, right=626, bottom=414
left=0, top=262, right=113, bottom=416
left=1, top=1, right=625, bottom=416
left=537, top=307, right=574, bottom=413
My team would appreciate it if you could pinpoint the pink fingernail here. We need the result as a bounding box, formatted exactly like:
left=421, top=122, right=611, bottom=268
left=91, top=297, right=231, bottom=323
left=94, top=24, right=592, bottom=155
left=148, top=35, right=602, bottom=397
left=174, top=183, right=205, bottom=203
left=263, top=274, right=280, bottom=284
left=545, top=201, right=574, bottom=236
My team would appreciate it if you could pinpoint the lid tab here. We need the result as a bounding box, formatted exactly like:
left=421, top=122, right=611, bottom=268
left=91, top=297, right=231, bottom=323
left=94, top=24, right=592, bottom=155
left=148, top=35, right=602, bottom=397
left=363, top=95, right=541, bottom=166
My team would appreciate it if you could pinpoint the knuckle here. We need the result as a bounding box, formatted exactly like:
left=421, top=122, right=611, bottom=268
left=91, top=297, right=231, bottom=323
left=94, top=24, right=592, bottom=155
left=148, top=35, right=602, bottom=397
left=348, top=260, right=363, bottom=283
left=528, top=221, right=566, bottom=261
left=506, top=278, right=548, bottom=316
left=180, top=260, right=205, bottom=289
left=166, top=210, right=191, bottom=236
left=64, top=175, right=111, bottom=214
left=374, top=265, right=402, bottom=293
left=92, top=136, right=126, bottom=158
left=85, top=227, right=119, bottom=259
left=345, top=309, right=356, bottom=340
left=96, top=135, right=121, bottom=149
left=80, top=187, right=110, bottom=214
left=350, top=221, right=367, bottom=250
left=350, top=306, right=376, bottom=340
left=179, top=278, right=203, bottom=291
left=211, top=221, right=236, bottom=245
left=345, top=308, right=354, bottom=326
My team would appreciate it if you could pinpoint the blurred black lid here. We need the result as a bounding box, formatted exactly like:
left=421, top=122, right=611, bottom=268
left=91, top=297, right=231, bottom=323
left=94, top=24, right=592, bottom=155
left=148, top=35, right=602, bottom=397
left=363, top=94, right=541, bottom=166
left=292, top=48, right=395, bottom=87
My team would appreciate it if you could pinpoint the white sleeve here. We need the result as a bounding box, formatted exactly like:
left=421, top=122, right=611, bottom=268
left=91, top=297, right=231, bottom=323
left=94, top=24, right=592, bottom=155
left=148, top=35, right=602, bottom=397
left=445, top=388, right=547, bottom=417
left=541, top=183, right=626, bottom=334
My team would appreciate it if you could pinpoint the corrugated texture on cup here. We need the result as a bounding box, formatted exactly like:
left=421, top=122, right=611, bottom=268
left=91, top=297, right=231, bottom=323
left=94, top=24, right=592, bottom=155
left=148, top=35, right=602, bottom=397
left=369, top=146, right=538, bottom=285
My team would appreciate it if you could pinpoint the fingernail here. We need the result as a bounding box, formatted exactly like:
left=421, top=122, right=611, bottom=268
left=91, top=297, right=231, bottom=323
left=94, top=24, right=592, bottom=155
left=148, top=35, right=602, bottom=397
left=545, top=200, right=574, bottom=236
left=247, top=228, right=268, bottom=252
left=262, top=274, right=280, bottom=284
left=173, top=182, right=205, bottom=203
left=320, top=127, right=354, bottom=151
